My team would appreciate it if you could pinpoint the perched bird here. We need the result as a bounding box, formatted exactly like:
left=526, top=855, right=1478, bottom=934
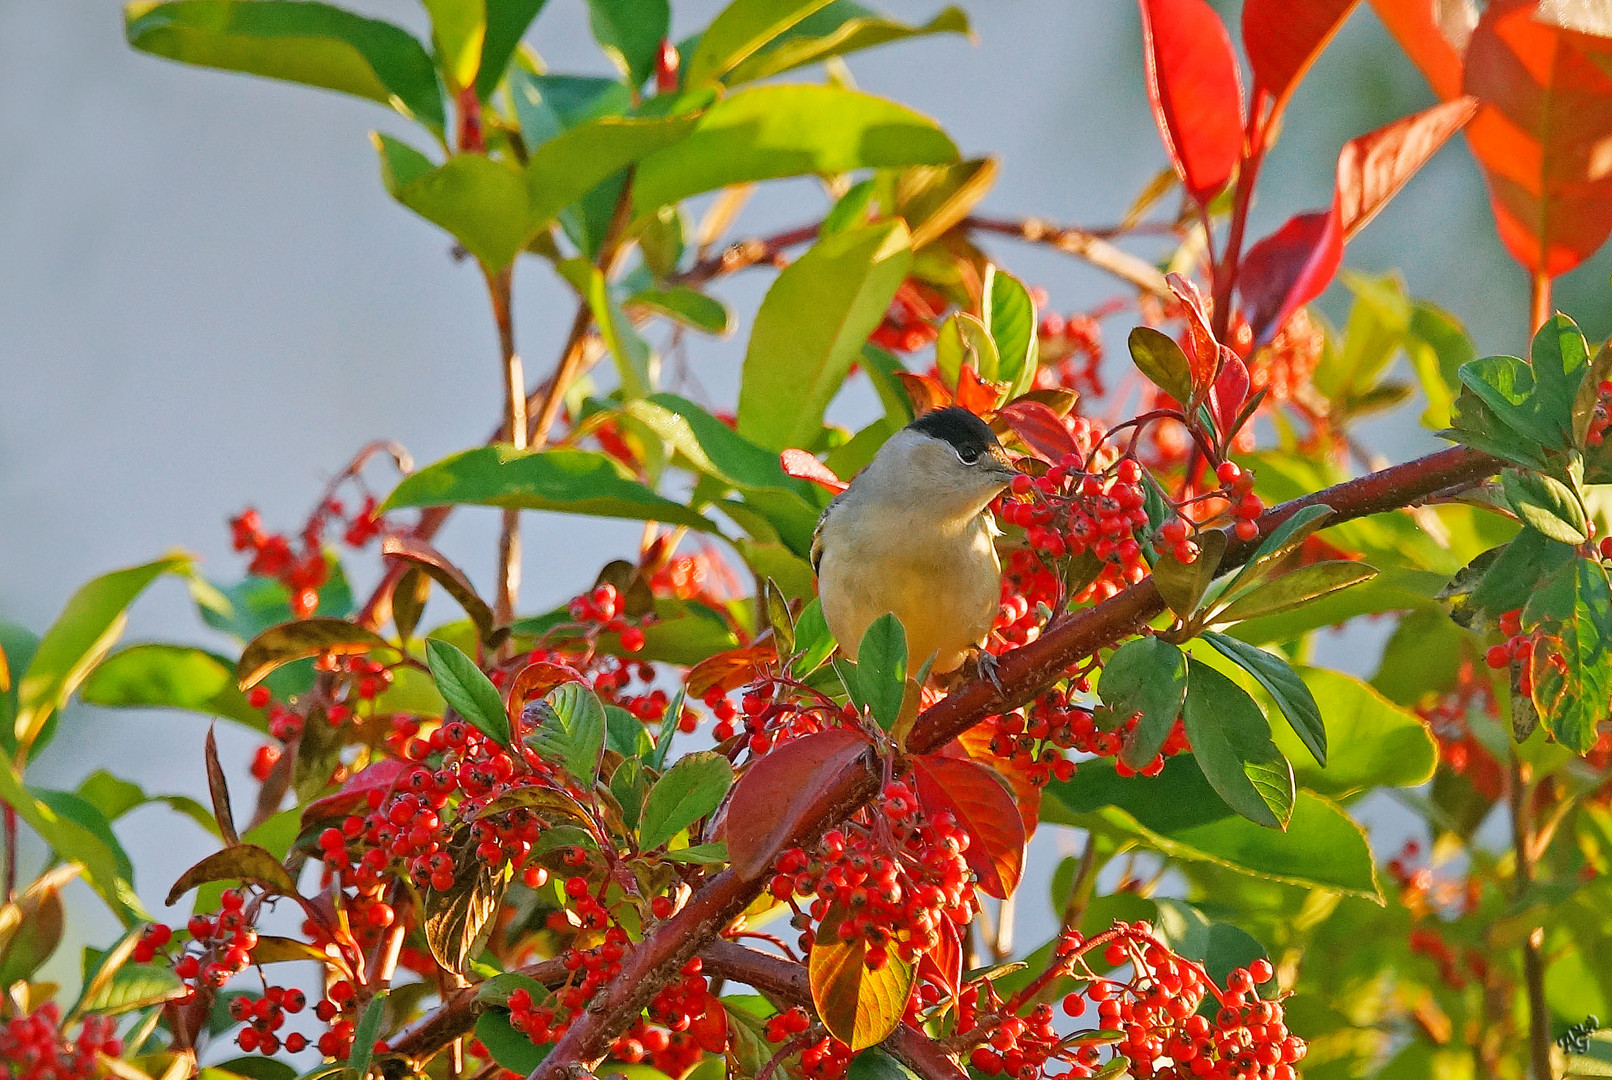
left=811, top=407, right=1019, bottom=679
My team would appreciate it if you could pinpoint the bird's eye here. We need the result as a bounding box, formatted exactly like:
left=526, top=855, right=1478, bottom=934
left=957, top=447, right=980, bottom=464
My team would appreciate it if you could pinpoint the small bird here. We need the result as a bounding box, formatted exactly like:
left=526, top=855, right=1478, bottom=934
left=811, top=407, right=1020, bottom=679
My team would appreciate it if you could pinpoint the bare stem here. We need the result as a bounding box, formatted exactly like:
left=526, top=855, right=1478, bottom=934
left=1510, top=753, right=1553, bottom=1080
left=965, top=216, right=1170, bottom=297
left=1531, top=270, right=1553, bottom=335
left=487, top=264, right=525, bottom=629
left=1210, top=120, right=1267, bottom=342
left=3, top=801, right=15, bottom=902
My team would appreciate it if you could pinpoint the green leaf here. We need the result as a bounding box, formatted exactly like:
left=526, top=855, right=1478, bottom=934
left=81, top=644, right=265, bottom=732
left=1223, top=503, right=1333, bottom=595
left=606, top=705, right=653, bottom=759
left=622, top=394, right=819, bottom=509
left=124, top=1, right=445, bottom=131
left=852, top=614, right=907, bottom=732
left=638, top=751, right=734, bottom=850
left=846, top=1047, right=922, bottom=1080
left=0, top=624, right=38, bottom=755
left=0, top=763, right=146, bottom=925
left=508, top=71, right=630, bottom=146
left=1526, top=557, right=1612, bottom=752
left=1502, top=469, right=1588, bottom=544
left=475, top=1009, right=551, bottom=1072
left=426, top=639, right=512, bottom=749
left=77, top=770, right=218, bottom=838
left=632, top=85, right=957, bottom=214
left=346, top=990, right=389, bottom=1078
left=1045, top=756, right=1379, bottom=899
left=1212, top=561, right=1378, bottom=625
left=422, top=0, right=485, bottom=89
left=587, top=0, right=669, bottom=86
left=982, top=265, right=1038, bottom=396
left=1127, top=326, right=1194, bottom=405
left=78, top=959, right=186, bottom=1014
left=1151, top=898, right=1269, bottom=989
left=474, top=0, right=549, bottom=99
left=628, top=286, right=732, bottom=334
left=14, top=554, right=189, bottom=753
left=686, top=0, right=837, bottom=85
left=792, top=598, right=838, bottom=676
left=195, top=561, right=355, bottom=643
left=1151, top=529, right=1226, bottom=619
left=1202, top=633, right=1324, bottom=766
left=527, top=111, right=700, bottom=229
left=724, top=3, right=970, bottom=85
left=1444, top=529, right=1575, bottom=632
left=527, top=683, right=607, bottom=786
left=737, top=221, right=913, bottom=450
left=1274, top=668, right=1435, bottom=797
left=165, top=843, right=296, bottom=906
left=382, top=445, right=718, bottom=531
left=661, top=840, right=730, bottom=864
left=375, top=139, right=530, bottom=270
left=1099, top=637, right=1187, bottom=769
left=1404, top=299, right=1474, bottom=429
left=1181, top=660, right=1293, bottom=830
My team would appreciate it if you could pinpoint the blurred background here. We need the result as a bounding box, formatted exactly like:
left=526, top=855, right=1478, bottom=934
left=3, top=0, right=1609, bottom=998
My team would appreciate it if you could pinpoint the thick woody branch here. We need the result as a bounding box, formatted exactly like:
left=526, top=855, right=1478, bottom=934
left=527, top=445, right=1501, bottom=1079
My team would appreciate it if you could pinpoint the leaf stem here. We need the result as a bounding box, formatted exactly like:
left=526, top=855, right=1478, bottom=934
left=1531, top=270, right=1553, bottom=336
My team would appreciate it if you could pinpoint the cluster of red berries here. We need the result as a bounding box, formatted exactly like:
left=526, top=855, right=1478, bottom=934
left=1002, top=457, right=1152, bottom=598
left=1036, top=309, right=1107, bottom=399
left=961, top=924, right=1302, bottom=1080
left=246, top=652, right=395, bottom=778
left=1213, top=462, right=1264, bottom=542
left=773, top=781, right=977, bottom=970
left=1417, top=661, right=1504, bottom=801
left=1482, top=608, right=1536, bottom=696
left=869, top=282, right=943, bottom=354
left=761, top=1007, right=853, bottom=1079
left=228, top=496, right=383, bottom=617
left=162, top=890, right=260, bottom=993
left=706, top=683, right=854, bottom=756
left=0, top=1006, right=121, bottom=1080
left=567, top=582, right=647, bottom=653
left=227, top=986, right=317, bottom=1057
left=1384, top=840, right=1487, bottom=992
left=1020, top=688, right=1191, bottom=780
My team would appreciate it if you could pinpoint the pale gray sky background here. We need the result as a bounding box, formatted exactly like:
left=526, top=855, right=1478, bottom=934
left=3, top=0, right=1609, bottom=1001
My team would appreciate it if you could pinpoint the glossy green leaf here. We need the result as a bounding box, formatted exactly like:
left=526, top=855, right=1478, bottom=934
left=725, top=3, right=970, bottom=85
left=737, top=221, right=913, bottom=450
left=1213, top=561, right=1378, bottom=625
left=606, top=705, right=654, bottom=760
left=686, top=0, right=837, bottom=85
left=527, top=682, right=607, bottom=786
left=1223, top=503, right=1333, bottom=595
left=632, top=85, right=957, bottom=213
left=792, top=598, right=838, bottom=676
left=426, top=639, right=512, bottom=749
left=852, top=614, right=907, bottom=732
left=1152, top=529, right=1227, bottom=619
left=474, top=0, right=549, bottom=99
left=1526, top=556, right=1612, bottom=752
left=1502, top=468, right=1587, bottom=544
left=1442, top=383, right=1555, bottom=473
left=1099, top=637, right=1187, bottom=769
left=508, top=70, right=629, bottom=146
left=638, top=750, right=734, bottom=849
left=846, top=1047, right=922, bottom=1080
left=628, top=285, right=732, bottom=334
left=475, top=1009, right=551, bottom=1072
left=1152, top=898, right=1269, bottom=990
left=1444, top=529, right=1574, bottom=632
left=1454, top=315, right=1590, bottom=457
left=527, top=112, right=700, bottom=228
left=81, top=644, right=264, bottom=732
left=422, top=0, right=485, bottom=89
left=382, top=445, right=718, bottom=531
left=79, top=959, right=186, bottom=1014
left=1045, top=756, right=1379, bottom=899
left=0, top=763, right=146, bottom=924
left=1181, top=660, right=1293, bottom=830
left=375, top=138, right=530, bottom=270
left=1270, top=668, right=1434, bottom=797
left=661, top=840, right=729, bottom=864
left=587, top=0, right=669, bottom=86
left=1128, top=326, right=1194, bottom=405
left=1202, top=633, right=1324, bottom=766
left=124, top=1, right=445, bottom=130
left=983, top=265, right=1038, bottom=396
left=14, top=554, right=189, bottom=753
left=934, top=311, right=999, bottom=387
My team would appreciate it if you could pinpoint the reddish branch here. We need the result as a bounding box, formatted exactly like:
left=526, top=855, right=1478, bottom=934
left=522, top=444, right=1500, bottom=1080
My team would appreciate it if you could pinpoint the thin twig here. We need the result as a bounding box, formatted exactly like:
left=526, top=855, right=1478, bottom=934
left=1510, top=753, right=1554, bottom=1080
left=486, top=264, right=525, bottom=630
left=964, top=216, right=1170, bottom=297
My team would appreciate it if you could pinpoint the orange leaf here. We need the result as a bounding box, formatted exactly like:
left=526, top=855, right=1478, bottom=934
left=1365, top=0, right=1469, bottom=101
left=954, top=365, right=1008, bottom=415
left=910, top=754, right=1026, bottom=899
left=1463, top=0, right=1612, bottom=277
left=1337, top=97, right=1480, bottom=239
left=998, top=399, right=1081, bottom=462
left=685, top=642, right=778, bottom=699
left=779, top=449, right=848, bottom=494
left=1243, top=0, right=1360, bottom=120
left=1139, top=0, right=1247, bottom=204
left=504, top=660, right=586, bottom=728
left=950, top=728, right=1042, bottom=837
left=1166, top=273, right=1222, bottom=394
left=894, top=371, right=954, bottom=416
left=809, top=903, right=917, bottom=1050
left=723, top=729, right=871, bottom=880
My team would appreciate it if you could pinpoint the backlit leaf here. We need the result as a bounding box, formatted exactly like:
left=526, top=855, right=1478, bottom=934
left=1526, top=556, right=1612, bottom=752
left=1213, top=561, right=1378, bottom=624
left=425, top=832, right=511, bottom=974
left=526, top=682, right=608, bottom=786
left=81, top=644, right=264, bottom=732
left=165, top=844, right=297, bottom=906
left=1336, top=97, right=1479, bottom=240
left=726, top=728, right=870, bottom=880
left=587, top=0, right=669, bottom=86
left=383, top=536, right=503, bottom=647
left=685, top=0, right=838, bottom=86
left=1242, top=0, right=1358, bottom=117
left=1152, top=528, right=1227, bottom=619
left=983, top=265, right=1039, bottom=397
left=236, top=618, right=394, bottom=691
left=809, top=902, right=916, bottom=1050
left=1236, top=206, right=1343, bottom=346
left=851, top=614, right=907, bottom=732
left=910, top=755, right=1025, bottom=898
left=725, top=4, right=970, bottom=85
left=1138, top=0, right=1245, bottom=204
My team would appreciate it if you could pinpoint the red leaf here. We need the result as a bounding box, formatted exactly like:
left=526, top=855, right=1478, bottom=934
left=1364, top=0, right=1470, bottom=101
left=997, top=400, right=1079, bottom=462
left=1463, top=0, right=1612, bottom=277
left=724, top=729, right=872, bottom=880
left=1165, top=273, right=1221, bottom=394
left=1243, top=0, right=1360, bottom=118
left=1236, top=206, right=1343, bottom=345
left=894, top=371, right=954, bottom=416
left=1211, top=347, right=1251, bottom=433
left=780, top=449, right=848, bottom=493
left=685, top=642, right=778, bottom=699
left=689, top=1003, right=728, bottom=1053
left=1139, top=0, right=1246, bottom=204
left=504, top=660, right=586, bottom=728
left=917, top=916, right=963, bottom=999
left=1337, top=97, right=1480, bottom=240
left=910, top=754, right=1026, bottom=899
left=302, top=758, right=409, bottom=825
left=948, top=729, right=1041, bottom=838
left=954, top=365, right=1008, bottom=415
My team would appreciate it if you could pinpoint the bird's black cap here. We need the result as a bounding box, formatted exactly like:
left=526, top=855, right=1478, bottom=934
left=908, top=406, right=1003, bottom=460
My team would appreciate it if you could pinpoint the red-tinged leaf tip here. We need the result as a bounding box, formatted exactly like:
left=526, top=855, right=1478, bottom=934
left=954, top=365, right=1009, bottom=415
left=1337, top=97, right=1479, bottom=240
left=910, top=754, right=1026, bottom=899
left=302, top=758, right=410, bottom=825
left=780, top=449, right=848, bottom=494
left=1211, top=347, right=1251, bottom=434
left=1463, top=0, right=1612, bottom=278
left=1139, top=0, right=1246, bottom=204
left=1243, top=0, right=1360, bottom=119
left=998, top=399, right=1080, bottom=462
left=685, top=642, right=779, bottom=700
left=724, top=729, right=871, bottom=880
left=1165, top=273, right=1221, bottom=394
left=505, top=660, right=587, bottom=726
left=1236, top=206, right=1343, bottom=346
left=1364, top=0, right=1471, bottom=101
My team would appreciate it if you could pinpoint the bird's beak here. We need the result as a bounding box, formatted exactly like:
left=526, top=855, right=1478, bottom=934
left=985, top=446, right=1022, bottom=484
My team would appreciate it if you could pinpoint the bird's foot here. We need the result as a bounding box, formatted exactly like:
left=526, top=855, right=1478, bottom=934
left=968, top=647, right=1006, bottom=697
